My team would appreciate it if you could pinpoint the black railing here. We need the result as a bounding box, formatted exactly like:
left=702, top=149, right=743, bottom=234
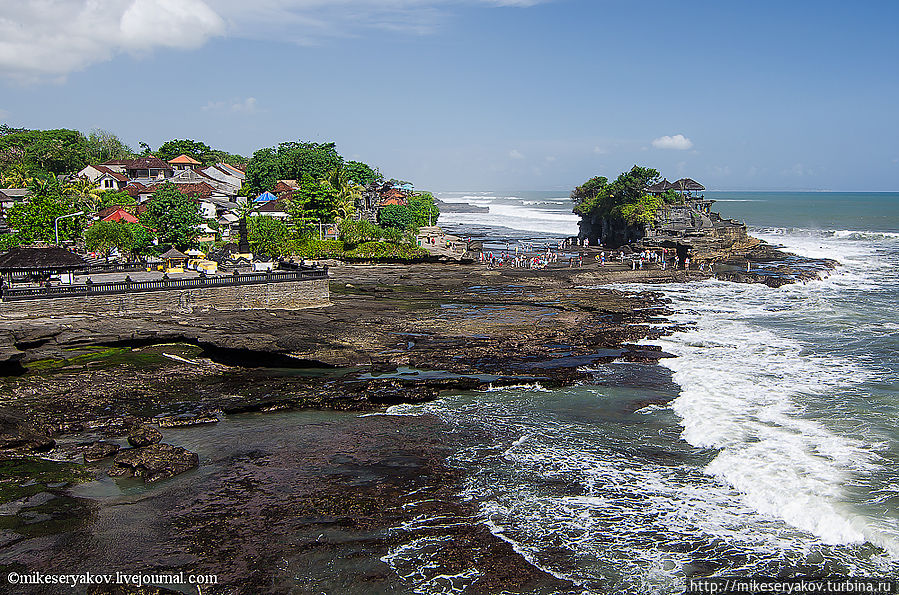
left=1, top=269, right=328, bottom=302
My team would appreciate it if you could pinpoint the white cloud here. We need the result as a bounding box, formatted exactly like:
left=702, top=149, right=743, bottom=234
left=593, top=146, right=608, bottom=155
left=509, top=149, right=525, bottom=159
left=0, top=0, right=549, bottom=82
left=652, top=134, right=694, bottom=150
left=0, top=0, right=225, bottom=82
left=202, top=97, right=259, bottom=114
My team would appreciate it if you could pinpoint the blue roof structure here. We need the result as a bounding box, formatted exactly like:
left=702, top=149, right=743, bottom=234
left=254, top=191, right=278, bottom=203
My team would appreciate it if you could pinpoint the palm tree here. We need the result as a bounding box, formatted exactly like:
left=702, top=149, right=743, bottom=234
left=1, top=164, right=33, bottom=189
left=65, top=176, right=103, bottom=214
left=321, top=165, right=360, bottom=222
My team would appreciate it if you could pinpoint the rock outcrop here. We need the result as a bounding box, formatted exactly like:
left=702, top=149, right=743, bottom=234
left=109, top=443, right=199, bottom=483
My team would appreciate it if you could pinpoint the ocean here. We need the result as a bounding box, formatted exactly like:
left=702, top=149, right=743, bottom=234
left=385, top=191, right=899, bottom=593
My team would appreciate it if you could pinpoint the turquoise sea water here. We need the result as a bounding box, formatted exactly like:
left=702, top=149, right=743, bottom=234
left=387, top=191, right=899, bottom=593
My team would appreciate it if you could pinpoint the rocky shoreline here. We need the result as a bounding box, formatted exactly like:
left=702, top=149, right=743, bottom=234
left=0, top=244, right=836, bottom=593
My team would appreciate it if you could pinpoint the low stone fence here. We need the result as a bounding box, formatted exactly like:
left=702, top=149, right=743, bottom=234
left=0, top=270, right=330, bottom=318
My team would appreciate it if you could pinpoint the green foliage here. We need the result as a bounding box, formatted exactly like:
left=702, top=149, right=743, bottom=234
left=247, top=216, right=291, bottom=257
left=408, top=192, right=439, bottom=225
left=612, top=194, right=665, bottom=226
left=123, top=222, right=152, bottom=256
left=155, top=139, right=212, bottom=163
left=85, top=221, right=125, bottom=257
left=338, top=219, right=385, bottom=249
left=85, top=221, right=151, bottom=259
left=85, top=129, right=133, bottom=163
left=6, top=176, right=85, bottom=243
left=571, top=166, right=661, bottom=226
left=0, top=233, right=22, bottom=250
left=152, top=139, right=247, bottom=167
left=97, top=190, right=136, bottom=209
left=377, top=205, right=417, bottom=230
left=292, top=238, right=427, bottom=261
left=288, top=174, right=340, bottom=226
left=377, top=192, right=439, bottom=230
left=0, top=128, right=90, bottom=176
left=245, top=141, right=344, bottom=194
left=571, top=176, right=609, bottom=216
left=140, top=182, right=202, bottom=250
left=660, top=189, right=680, bottom=204
left=244, top=147, right=280, bottom=195
left=344, top=160, right=382, bottom=186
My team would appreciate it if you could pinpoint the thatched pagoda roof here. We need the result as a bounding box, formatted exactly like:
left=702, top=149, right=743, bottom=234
left=160, top=247, right=189, bottom=260
left=646, top=179, right=676, bottom=193
left=0, top=246, right=87, bottom=272
left=671, top=178, right=705, bottom=191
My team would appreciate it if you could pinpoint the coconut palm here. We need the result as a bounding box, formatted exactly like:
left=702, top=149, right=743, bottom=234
left=321, top=165, right=360, bottom=222
left=1, top=164, right=33, bottom=189
left=65, top=176, right=104, bottom=214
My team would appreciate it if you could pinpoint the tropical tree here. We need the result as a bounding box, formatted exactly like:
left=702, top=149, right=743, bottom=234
left=320, top=164, right=361, bottom=222
left=344, top=160, right=381, bottom=186
left=286, top=173, right=340, bottom=229
left=85, top=129, right=133, bottom=163
left=247, top=216, right=290, bottom=257
left=139, top=182, right=202, bottom=250
left=96, top=191, right=136, bottom=210
left=244, top=141, right=344, bottom=194
left=1, top=163, right=34, bottom=188
left=84, top=221, right=127, bottom=260
left=155, top=139, right=213, bottom=164
left=64, top=176, right=104, bottom=214
left=7, top=176, right=84, bottom=243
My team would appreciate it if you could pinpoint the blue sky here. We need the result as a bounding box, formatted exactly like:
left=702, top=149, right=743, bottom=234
left=0, top=0, right=897, bottom=191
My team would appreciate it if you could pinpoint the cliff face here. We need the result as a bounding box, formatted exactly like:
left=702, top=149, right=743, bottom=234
left=578, top=214, right=644, bottom=248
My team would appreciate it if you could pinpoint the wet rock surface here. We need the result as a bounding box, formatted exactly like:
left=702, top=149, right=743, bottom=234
left=108, top=443, right=199, bottom=483
left=82, top=440, right=120, bottom=463
left=0, top=255, right=832, bottom=593
left=127, top=425, right=162, bottom=448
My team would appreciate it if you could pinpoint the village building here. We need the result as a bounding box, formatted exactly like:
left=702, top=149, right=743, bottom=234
left=273, top=180, right=299, bottom=198
left=75, top=165, right=131, bottom=191
left=0, top=245, right=87, bottom=285
left=160, top=247, right=189, bottom=273
left=256, top=197, right=290, bottom=220
left=167, top=154, right=202, bottom=171
left=0, top=188, right=30, bottom=212
left=101, top=157, right=174, bottom=182
left=97, top=206, right=138, bottom=224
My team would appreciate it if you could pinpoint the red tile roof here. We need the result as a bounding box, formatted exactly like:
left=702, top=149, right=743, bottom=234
left=98, top=207, right=138, bottom=224
left=257, top=197, right=289, bottom=213
left=273, top=181, right=298, bottom=196
left=144, top=181, right=217, bottom=200
left=168, top=154, right=202, bottom=165
left=102, top=156, right=172, bottom=171
left=93, top=165, right=130, bottom=182
left=123, top=181, right=149, bottom=197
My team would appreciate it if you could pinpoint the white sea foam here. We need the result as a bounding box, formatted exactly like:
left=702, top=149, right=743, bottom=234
left=613, top=266, right=899, bottom=558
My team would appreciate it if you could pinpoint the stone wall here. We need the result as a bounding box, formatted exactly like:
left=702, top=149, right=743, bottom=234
left=0, top=279, right=330, bottom=319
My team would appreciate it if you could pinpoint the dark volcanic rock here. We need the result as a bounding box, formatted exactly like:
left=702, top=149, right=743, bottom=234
left=0, top=408, right=55, bottom=453
left=127, top=425, right=163, bottom=447
left=82, top=440, right=120, bottom=462
left=155, top=411, right=219, bottom=428
left=109, top=443, right=199, bottom=482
